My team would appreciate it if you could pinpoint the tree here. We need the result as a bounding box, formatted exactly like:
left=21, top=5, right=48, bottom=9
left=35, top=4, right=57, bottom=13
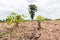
left=0, top=20, right=3, bottom=22
left=28, top=4, right=37, bottom=20
left=44, top=18, right=51, bottom=21
left=6, top=12, right=25, bottom=27
left=56, top=18, right=60, bottom=20
left=36, top=15, right=45, bottom=30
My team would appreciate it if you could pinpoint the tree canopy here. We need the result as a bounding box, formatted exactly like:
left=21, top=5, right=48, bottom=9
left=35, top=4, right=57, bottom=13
left=28, top=4, right=37, bottom=20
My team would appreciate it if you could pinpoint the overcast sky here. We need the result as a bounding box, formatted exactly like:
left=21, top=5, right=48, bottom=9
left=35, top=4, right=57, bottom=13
left=0, top=0, right=60, bottom=20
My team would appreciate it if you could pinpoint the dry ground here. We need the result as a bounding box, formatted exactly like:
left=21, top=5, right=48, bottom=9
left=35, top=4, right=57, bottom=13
left=0, top=21, right=60, bottom=40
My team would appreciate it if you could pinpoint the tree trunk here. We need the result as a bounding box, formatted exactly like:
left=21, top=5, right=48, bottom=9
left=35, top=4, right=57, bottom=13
left=16, top=22, right=19, bottom=27
left=37, top=22, right=41, bottom=30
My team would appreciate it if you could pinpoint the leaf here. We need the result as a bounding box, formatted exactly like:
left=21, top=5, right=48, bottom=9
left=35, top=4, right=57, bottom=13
left=37, top=15, right=45, bottom=21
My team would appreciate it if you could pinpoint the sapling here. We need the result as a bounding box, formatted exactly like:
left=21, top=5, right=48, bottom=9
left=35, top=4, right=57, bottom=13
left=36, top=15, right=45, bottom=30
left=6, top=12, right=25, bottom=27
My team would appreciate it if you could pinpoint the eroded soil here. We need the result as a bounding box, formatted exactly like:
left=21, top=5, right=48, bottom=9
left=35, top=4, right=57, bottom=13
left=0, top=21, right=60, bottom=40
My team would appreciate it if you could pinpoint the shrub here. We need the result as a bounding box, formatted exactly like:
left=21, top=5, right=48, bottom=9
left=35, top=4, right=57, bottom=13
left=6, top=12, right=25, bottom=27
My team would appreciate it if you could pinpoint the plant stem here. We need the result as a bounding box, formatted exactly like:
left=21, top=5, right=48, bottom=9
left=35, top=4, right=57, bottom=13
left=37, top=22, right=41, bottom=30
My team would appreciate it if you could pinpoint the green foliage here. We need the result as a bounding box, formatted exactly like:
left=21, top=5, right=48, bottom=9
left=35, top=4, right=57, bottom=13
left=6, top=12, right=25, bottom=22
left=44, top=18, right=52, bottom=21
left=2, top=20, right=6, bottom=22
left=6, top=12, right=17, bottom=22
left=0, top=19, right=6, bottom=22
left=6, top=12, right=25, bottom=25
left=36, top=15, right=52, bottom=21
left=36, top=15, right=45, bottom=22
left=28, top=4, right=37, bottom=20
left=56, top=18, right=60, bottom=20
left=0, top=20, right=3, bottom=22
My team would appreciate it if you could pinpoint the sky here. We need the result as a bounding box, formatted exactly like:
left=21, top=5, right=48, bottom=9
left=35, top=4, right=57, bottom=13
left=0, top=0, right=60, bottom=20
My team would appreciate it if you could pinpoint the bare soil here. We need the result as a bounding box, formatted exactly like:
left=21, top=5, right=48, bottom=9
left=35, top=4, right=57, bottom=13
left=0, top=21, right=60, bottom=40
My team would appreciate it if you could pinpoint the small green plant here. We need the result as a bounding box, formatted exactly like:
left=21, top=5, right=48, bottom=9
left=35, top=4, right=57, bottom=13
left=36, top=15, right=45, bottom=22
left=36, top=15, right=45, bottom=30
left=6, top=12, right=25, bottom=27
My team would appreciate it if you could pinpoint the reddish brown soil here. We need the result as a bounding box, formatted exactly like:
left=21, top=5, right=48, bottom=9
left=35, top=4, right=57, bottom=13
left=0, top=21, right=60, bottom=40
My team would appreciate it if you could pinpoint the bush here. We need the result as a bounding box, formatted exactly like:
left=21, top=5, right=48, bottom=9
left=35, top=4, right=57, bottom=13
left=36, top=15, right=45, bottom=22
left=6, top=12, right=26, bottom=27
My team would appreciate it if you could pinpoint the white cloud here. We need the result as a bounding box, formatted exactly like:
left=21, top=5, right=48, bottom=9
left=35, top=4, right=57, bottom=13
left=0, top=0, right=29, bottom=20
left=0, top=0, right=60, bottom=20
left=0, top=0, right=28, bottom=11
left=35, top=0, right=60, bottom=19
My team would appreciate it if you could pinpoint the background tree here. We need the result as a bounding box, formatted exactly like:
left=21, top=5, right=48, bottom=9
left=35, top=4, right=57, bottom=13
left=55, top=18, right=60, bottom=20
left=44, top=18, right=51, bottom=21
left=28, top=4, right=37, bottom=20
left=0, top=20, right=3, bottom=22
